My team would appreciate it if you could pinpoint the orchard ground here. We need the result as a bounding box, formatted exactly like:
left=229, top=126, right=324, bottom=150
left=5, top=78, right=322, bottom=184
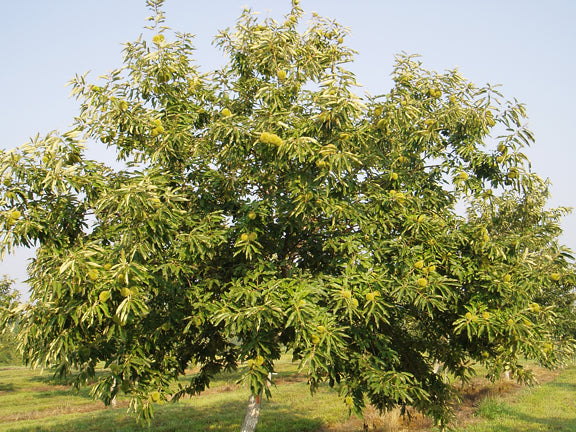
left=1, top=356, right=574, bottom=432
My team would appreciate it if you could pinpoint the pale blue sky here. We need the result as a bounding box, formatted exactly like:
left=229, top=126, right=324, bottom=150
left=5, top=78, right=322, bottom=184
left=2, top=1, right=575, bottom=296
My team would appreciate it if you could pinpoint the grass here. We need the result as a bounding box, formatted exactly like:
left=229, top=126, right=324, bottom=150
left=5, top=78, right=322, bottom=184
left=454, top=366, right=576, bottom=432
left=0, top=358, right=350, bottom=432
left=473, top=397, right=508, bottom=421
left=1, top=359, right=576, bottom=432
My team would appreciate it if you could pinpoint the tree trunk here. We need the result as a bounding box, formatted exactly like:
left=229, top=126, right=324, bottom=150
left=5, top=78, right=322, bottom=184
left=111, top=378, right=118, bottom=408
left=240, top=372, right=272, bottom=432
left=240, top=393, right=262, bottom=432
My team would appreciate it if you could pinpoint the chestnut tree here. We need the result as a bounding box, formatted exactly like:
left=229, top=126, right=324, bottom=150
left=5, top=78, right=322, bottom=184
left=1, top=0, right=574, bottom=429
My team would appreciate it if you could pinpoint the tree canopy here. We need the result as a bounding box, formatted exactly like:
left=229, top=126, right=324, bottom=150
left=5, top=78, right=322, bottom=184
left=1, top=0, right=574, bottom=428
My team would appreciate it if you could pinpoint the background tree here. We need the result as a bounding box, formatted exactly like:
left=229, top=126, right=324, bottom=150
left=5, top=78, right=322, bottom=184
left=0, top=276, right=22, bottom=365
left=0, top=0, right=574, bottom=429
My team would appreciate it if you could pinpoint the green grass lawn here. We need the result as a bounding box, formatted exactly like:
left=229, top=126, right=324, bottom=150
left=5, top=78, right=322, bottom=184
left=0, top=358, right=350, bottom=432
left=455, top=366, right=576, bottom=432
left=1, top=360, right=576, bottom=432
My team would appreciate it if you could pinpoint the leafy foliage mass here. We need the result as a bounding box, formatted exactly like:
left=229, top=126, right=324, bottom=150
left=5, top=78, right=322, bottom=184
left=1, top=0, right=574, bottom=427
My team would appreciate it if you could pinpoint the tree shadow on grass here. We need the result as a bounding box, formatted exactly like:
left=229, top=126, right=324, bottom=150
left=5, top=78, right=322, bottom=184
left=0, top=382, right=15, bottom=392
left=32, top=388, right=87, bottom=399
left=545, top=380, right=576, bottom=392
left=29, top=369, right=109, bottom=386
